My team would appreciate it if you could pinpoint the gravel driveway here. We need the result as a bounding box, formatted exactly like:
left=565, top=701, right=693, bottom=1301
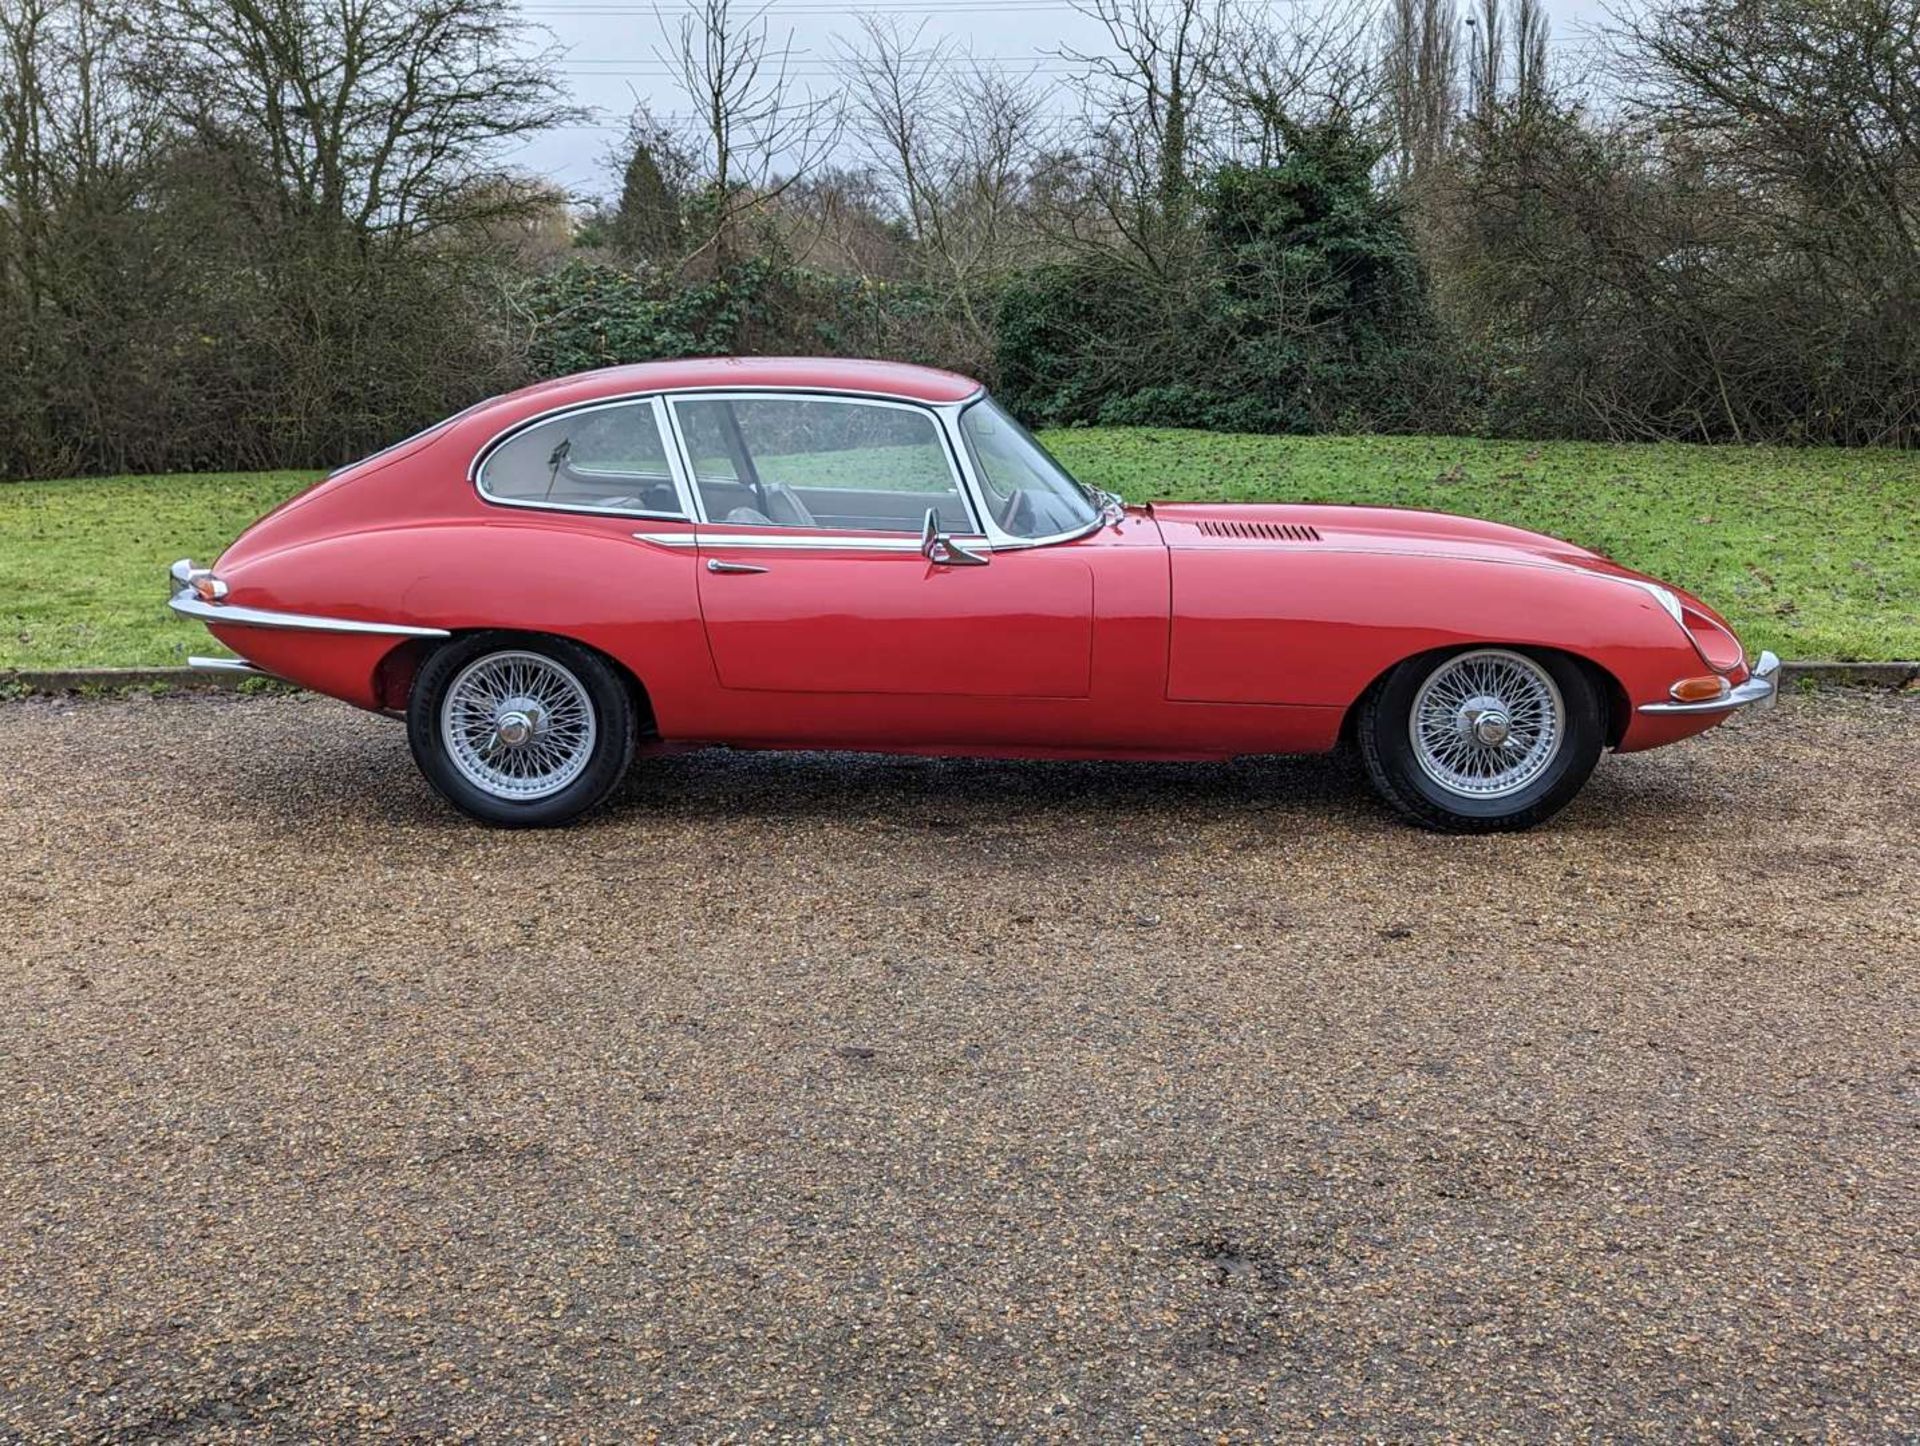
left=2, top=687, right=1915, bottom=1440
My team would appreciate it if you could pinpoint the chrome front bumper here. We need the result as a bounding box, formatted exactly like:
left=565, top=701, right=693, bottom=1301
left=1637, top=650, right=1781, bottom=714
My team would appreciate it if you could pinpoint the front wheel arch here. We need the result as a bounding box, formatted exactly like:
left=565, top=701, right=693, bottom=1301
left=1340, top=644, right=1625, bottom=751
left=1349, top=644, right=1613, bottom=833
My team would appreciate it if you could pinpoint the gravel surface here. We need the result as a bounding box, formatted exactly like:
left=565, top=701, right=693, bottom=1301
left=2, top=688, right=1916, bottom=1441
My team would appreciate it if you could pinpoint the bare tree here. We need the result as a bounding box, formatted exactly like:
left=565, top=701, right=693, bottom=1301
left=943, top=64, right=1050, bottom=278
left=1060, top=0, right=1226, bottom=274
left=838, top=17, right=945, bottom=247
left=1382, top=0, right=1459, bottom=181
left=656, top=0, right=841, bottom=268
left=147, top=0, right=578, bottom=247
left=769, top=164, right=904, bottom=275
left=1215, top=0, right=1384, bottom=163
left=1511, top=0, right=1550, bottom=116
left=1465, top=0, right=1552, bottom=123
left=0, top=0, right=159, bottom=299
left=1611, top=0, right=1920, bottom=440
left=837, top=16, right=1048, bottom=351
left=1622, top=0, right=1919, bottom=260
left=1464, top=0, right=1503, bottom=125
left=0, top=0, right=171, bottom=473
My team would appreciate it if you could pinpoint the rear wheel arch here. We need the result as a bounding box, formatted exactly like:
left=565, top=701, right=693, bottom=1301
left=404, top=630, right=645, bottom=827
left=380, top=629, right=658, bottom=739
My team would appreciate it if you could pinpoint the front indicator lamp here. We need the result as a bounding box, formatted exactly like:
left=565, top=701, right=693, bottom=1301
left=1669, top=675, right=1731, bottom=703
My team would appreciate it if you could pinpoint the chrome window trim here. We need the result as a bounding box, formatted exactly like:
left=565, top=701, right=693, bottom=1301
left=461, top=380, right=1112, bottom=550
left=974, top=514, right=1106, bottom=552
left=478, top=496, right=693, bottom=524
left=169, top=592, right=451, bottom=637
left=485, top=382, right=985, bottom=446
left=470, top=394, right=697, bottom=521
left=633, top=530, right=991, bottom=553
left=659, top=390, right=705, bottom=524
left=937, top=397, right=1106, bottom=551
left=663, top=389, right=987, bottom=540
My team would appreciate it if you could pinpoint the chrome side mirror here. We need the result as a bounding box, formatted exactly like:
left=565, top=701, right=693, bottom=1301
left=921, top=509, right=990, bottom=566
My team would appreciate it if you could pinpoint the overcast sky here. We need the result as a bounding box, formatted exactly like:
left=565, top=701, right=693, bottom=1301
left=505, top=0, right=1618, bottom=199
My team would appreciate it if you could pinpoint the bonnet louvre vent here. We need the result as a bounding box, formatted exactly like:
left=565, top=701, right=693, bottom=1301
left=1196, top=520, right=1322, bottom=542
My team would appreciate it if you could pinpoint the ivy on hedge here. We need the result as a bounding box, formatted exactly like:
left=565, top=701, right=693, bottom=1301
left=996, top=124, right=1460, bottom=434
left=517, top=258, right=960, bottom=379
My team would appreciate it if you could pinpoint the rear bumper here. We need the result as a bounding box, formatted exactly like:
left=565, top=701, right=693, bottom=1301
left=1637, top=650, right=1781, bottom=715
left=168, top=591, right=448, bottom=637
left=167, top=557, right=449, bottom=637
left=188, top=656, right=269, bottom=677
left=168, top=557, right=439, bottom=710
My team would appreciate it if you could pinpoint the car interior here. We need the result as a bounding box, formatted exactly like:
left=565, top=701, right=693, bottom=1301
left=479, top=404, right=683, bottom=515
left=479, top=393, right=1085, bottom=538
left=673, top=396, right=976, bottom=534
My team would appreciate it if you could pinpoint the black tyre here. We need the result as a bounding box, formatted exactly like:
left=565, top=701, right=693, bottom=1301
left=407, top=632, right=636, bottom=827
left=1357, top=646, right=1604, bottom=833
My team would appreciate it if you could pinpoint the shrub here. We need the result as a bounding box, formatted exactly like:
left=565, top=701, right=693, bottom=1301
left=995, top=124, right=1462, bottom=434
left=514, top=257, right=984, bottom=383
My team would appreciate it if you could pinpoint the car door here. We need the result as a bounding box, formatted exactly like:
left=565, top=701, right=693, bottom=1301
left=666, top=392, right=1095, bottom=699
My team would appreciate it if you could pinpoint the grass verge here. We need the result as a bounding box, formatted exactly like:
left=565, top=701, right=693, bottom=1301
left=2, top=471, right=322, bottom=671
left=1, top=433, right=1914, bottom=668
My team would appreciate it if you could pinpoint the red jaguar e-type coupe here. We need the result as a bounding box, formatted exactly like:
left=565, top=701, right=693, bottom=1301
left=169, top=357, right=1777, bottom=831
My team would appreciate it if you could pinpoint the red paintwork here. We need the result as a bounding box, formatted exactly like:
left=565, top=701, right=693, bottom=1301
left=203, top=360, right=1750, bottom=762
left=699, top=536, right=1096, bottom=698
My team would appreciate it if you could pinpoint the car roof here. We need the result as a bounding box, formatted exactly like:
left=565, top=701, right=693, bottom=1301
left=489, top=356, right=986, bottom=410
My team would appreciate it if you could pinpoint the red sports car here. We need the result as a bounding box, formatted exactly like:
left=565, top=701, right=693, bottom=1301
left=169, top=357, right=1778, bottom=831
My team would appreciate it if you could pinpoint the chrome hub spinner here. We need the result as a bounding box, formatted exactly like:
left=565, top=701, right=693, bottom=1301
left=1410, top=650, right=1566, bottom=800
left=1458, top=695, right=1513, bottom=747
left=493, top=700, right=542, bottom=748
left=440, top=650, right=597, bottom=801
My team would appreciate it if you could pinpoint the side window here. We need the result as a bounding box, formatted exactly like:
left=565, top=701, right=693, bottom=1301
left=672, top=396, right=974, bottom=534
left=478, top=399, right=682, bottom=516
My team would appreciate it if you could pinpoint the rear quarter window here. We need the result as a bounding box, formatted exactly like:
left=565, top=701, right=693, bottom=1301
left=478, top=399, right=684, bottom=517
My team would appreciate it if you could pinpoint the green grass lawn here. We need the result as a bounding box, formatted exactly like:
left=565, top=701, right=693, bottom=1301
left=1, top=432, right=1914, bottom=669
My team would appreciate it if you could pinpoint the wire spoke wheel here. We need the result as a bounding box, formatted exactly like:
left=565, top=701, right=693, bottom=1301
left=440, top=649, right=598, bottom=801
left=1408, top=649, right=1565, bottom=800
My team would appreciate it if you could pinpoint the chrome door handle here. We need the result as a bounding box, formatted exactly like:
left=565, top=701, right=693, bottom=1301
left=706, top=558, right=769, bottom=575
